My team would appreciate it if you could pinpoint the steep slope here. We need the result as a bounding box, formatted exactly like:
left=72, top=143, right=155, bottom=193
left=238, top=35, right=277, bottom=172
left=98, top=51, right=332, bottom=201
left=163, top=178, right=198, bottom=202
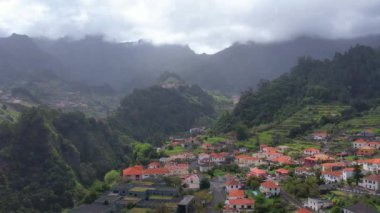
left=231, top=45, right=380, bottom=128
left=111, top=84, right=215, bottom=144
left=0, top=108, right=133, bottom=212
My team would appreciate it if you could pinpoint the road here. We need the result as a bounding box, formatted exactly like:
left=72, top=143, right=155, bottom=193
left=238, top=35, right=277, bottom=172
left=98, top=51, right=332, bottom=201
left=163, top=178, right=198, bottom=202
left=279, top=188, right=303, bottom=208
left=206, top=176, right=226, bottom=213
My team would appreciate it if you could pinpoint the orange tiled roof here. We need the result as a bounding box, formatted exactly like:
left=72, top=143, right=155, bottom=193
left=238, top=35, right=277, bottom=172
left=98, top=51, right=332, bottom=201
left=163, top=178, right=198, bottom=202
left=276, top=168, right=289, bottom=174
left=322, top=171, right=342, bottom=177
left=228, top=198, right=254, bottom=205
left=363, top=174, right=380, bottom=182
left=143, top=168, right=168, bottom=175
left=296, top=208, right=313, bottom=213
left=123, top=165, right=144, bottom=176
left=261, top=181, right=277, bottom=189
left=229, top=190, right=245, bottom=198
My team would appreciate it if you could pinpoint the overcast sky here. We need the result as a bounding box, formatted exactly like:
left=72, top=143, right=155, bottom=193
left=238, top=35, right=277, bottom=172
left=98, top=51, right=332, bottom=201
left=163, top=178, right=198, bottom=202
left=1, top=0, right=380, bottom=53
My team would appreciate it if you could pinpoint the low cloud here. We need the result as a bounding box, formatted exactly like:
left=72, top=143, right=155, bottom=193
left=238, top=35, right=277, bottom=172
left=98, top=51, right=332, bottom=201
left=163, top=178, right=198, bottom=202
left=1, top=0, right=380, bottom=53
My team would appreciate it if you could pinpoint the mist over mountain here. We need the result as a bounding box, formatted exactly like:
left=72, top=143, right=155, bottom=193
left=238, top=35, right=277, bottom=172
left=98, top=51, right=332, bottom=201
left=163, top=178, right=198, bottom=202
left=1, top=33, right=380, bottom=93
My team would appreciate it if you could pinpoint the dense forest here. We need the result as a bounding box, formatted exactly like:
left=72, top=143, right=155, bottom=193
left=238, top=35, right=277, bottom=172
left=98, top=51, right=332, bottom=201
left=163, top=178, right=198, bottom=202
left=226, top=45, right=380, bottom=129
left=111, top=84, right=215, bottom=144
left=0, top=108, right=135, bottom=212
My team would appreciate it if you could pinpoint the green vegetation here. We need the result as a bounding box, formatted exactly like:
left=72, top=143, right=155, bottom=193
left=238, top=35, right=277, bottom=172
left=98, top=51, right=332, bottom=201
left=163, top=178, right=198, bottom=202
left=163, top=146, right=185, bottom=155
left=111, top=85, right=215, bottom=145
left=227, top=45, right=380, bottom=129
left=0, top=108, right=134, bottom=212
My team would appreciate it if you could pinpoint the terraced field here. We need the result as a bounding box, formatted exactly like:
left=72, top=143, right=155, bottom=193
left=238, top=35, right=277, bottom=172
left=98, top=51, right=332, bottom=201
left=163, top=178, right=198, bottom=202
left=270, top=104, right=350, bottom=135
left=340, top=106, right=380, bottom=130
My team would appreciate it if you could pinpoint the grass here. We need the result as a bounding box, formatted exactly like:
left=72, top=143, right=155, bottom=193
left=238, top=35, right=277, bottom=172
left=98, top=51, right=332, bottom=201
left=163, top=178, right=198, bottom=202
left=213, top=169, right=225, bottom=177
left=149, top=195, right=173, bottom=200
left=283, top=140, right=320, bottom=151
left=163, top=146, right=185, bottom=155
left=201, top=136, right=228, bottom=144
left=129, top=208, right=152, bottom=213
left=270, top=104, right=350, bottom=135
left=340, top=106, right=380, bottom=128
left=129, top=187, right=154, bottom=192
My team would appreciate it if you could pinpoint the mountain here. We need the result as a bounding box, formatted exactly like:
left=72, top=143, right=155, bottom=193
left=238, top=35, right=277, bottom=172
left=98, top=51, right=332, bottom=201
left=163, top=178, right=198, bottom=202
left=111, top=83, right=216, bottom=144
left=229, top=45, right=380, bottom=129
left=0, top=108, right=134, bottom=212
left=1, top=34, right=380, bottom=93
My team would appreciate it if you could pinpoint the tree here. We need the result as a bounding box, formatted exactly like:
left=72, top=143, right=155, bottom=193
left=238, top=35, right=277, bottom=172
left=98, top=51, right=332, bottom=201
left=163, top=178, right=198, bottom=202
left=200, top=178, right=211, bottom=190
left=235, top=123, right=249, bottom=141
left=215, top=202, right=224, bottom=213
left=353, top=165, right=363, bottom=185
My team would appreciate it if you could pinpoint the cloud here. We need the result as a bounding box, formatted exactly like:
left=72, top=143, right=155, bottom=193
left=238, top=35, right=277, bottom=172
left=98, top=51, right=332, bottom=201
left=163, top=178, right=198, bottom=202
left=0, top=0, right=380, bottom=53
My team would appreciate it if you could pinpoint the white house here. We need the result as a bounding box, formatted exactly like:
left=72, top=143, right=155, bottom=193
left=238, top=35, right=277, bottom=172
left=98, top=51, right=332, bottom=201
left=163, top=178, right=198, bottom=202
left=259, top=181, right=280, bottom=197
left=359, top=174, right=380, bottom=191
left=304, top=198, right=333, bottom=212
left=224, top=198, right=254, bottom=213
left=225, top=178, right=242, bottom=192
left=356, top=158, right=380, bottom=174
left=182, top=174, right=200, bottom=190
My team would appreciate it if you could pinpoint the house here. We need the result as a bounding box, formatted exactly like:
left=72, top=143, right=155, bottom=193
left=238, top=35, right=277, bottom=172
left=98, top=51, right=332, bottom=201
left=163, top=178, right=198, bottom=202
left=198, top=153, right=210, bottom=164
left=210, top=152, right=228, bottom=164
left=354, top=139, right=380, bottom=149
left=303, top=148, right=320, bottom=156
left=295, top=208, right=312, bottom=213
left=239, top=147, right=248, bottom=153
left=148, top=162, right=161, bottom=169
left=359, top=174, right=380, bottom=191
left=353, top=139, right=367, bottom=149
left=142, top=168, right=169, bottom=179
left=322, top=162, right=348, bottom=172
left=322, top=171, right=342, bottom=183
left=304, top=198, right=333, bottom=212
left=355, top=158, right=380, bottom=173
left=123, top=165, right=144, bottom=181
left=356, top=146, right=376, bottom=156
left=165, top=163, right=189, bottom=176
left=224, top=198, right=255, bottom=213
left=312, top=131, right=328, bottom=141
left=178, top=195, right=196, bottom=213
left=342, top=202, right=378, bottom=213
left=228, top=190, right=245, bottom=200
left=271, top=155, right=292, bottom=165
left=235, top=155, right=261, bottom=168
left=304, top=154, right=334, bottom=167
left=275, top=168, right=289, bottom=176
left=199, top=162, right=214, bottom=172
left=182, top=174, right=200, bottom=190
left=248, top=167, right=267, bottom=178
left=367, top=141, right=380, bottom=150
left=295, top=167, right=314, bottom=176
left=259, top=181, right=280, bottom=197
left=225, top=178, right=243, bottom=192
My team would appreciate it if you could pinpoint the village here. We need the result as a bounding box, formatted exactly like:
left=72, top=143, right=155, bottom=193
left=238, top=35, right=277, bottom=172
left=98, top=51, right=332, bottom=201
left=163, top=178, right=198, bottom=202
left=71, top=127, right=380, bottom=213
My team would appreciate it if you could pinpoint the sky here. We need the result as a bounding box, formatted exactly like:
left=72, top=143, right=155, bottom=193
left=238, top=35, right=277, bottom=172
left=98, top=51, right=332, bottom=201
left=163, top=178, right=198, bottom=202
left=0, top=0, right=380, bottom=53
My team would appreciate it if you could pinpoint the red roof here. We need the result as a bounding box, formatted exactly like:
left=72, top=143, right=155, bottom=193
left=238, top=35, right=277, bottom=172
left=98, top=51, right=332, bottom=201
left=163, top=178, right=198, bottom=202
left=364, top=174, right=380, bottom=182
left=123, top=165, right=143, bottom=176
left=228, top=198, right=254, bottom=205
left=225, top=178, right=241, bottom=186
left=276, top=168, right=289, bottom=174
left=368, top=141, right=380, bottom=145
left=356, top=158, right=380, bottom=164
left=261, top=181, right=277, bottom=189
left=249, top=167, right=267, bottom=175
left=235, top=154, right=258, bottom=161
left=296, top=208, right=313, bottom=213
left=354, top=139, right=367, bottom=143
left=210, top=152, right=228, bottom=158
left=143, top=168, right=168, bottom=175
left=229, top=190, right=245, bottom=198
left=322, top=162, right=347, bottom=167
left=322, top=171, right=342, bottom=177
left=271, top=156, right=292, bottom=164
